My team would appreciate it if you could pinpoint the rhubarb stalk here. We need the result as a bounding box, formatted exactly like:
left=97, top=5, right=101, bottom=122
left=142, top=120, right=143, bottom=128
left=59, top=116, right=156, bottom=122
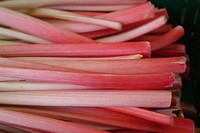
left=0, top=109, right=108, bottom=133
left=20, top=56, right=186, bottom=74
left=0, top=27, right=51, bottom=44
left=0, top=81, right=91, bottom=91
left=0, top=42, right=151, bottom=57
left=97, top=16, right=167, bottom=43
left=13, top=54, right=143, bottom=61
left=0, top=66, right=175, bottom=90
left=151, top=26, right=185, bottom=51
left=0, top=0, right=147, bottom=9
left=28, top=8, right=122, bottom=30
left=58, top=3, right=154, bottom=33
left=0, top=7, right=93, bottom=43
left=105, top=107, right=173, bottom=126
left=0, top=90, right=172, bottom=107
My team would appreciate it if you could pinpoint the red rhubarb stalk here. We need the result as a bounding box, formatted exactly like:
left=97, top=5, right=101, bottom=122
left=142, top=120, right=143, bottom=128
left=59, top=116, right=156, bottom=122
left=0, top=107, right=142, bottom=133
left=152, top=44, right=186, bottom=57
left=152, top=49, right=186, bottom=57
left=0, top=106, right=125, bottom=130
left=0, top=42, right=151, bottom=58
left=0, top=109, right=108, bottom=133
left=105, top=107, right=173, bottom=126
left=0, top=107, right=123, bottom=131
left=151, top=26, right=185, bottom=51
left=133, top=35, right=161, bottom=41
left=0, top=7, right=93, bottom=43
left=165, top=117, right=194, bottom=133
left=158, top=44, right=186, bottom=51
left=1, top=107, right=193, bottom=133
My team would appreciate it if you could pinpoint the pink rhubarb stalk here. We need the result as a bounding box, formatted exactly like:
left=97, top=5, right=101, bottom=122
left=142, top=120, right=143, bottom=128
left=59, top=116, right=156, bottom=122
left=24, top=56, right=186, bottom=74
left=151, top=26, right=185, bottom=51
left=0, top=109, right=108, bottom=133
left=0, top=90, right=172, bottom=107
left=0, top=42, right=151, bottom=58
left=0, top=7, right=93, bottom=43
left=0, top=66, right=175, bottom=90
left=97, top=16, right=167, bottom=43
left=0, top=81, right=91, bottom=91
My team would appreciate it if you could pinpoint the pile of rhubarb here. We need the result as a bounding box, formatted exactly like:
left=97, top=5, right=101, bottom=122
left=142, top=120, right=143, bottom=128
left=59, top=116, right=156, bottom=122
left=0, top=0, right=195, bottom=133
